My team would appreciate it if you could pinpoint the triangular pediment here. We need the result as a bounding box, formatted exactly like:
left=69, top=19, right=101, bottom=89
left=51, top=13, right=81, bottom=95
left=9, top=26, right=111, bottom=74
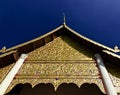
left=0, top=24, right=120, bottom=95
left=4, top=34, right=106, bottom=94
left=28, top=35, right=93, bottom=61
left=0, top=24, right=119, bottom=65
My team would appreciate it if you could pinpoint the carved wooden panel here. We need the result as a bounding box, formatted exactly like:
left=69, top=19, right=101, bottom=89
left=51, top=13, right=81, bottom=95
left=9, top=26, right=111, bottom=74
left=5, top=36, right=105, bottom=94
left=0, top=64, right=14, bottom=83
left=28, top=36, right=93, bottom=61
left=17, top=62, right=98, bottom=76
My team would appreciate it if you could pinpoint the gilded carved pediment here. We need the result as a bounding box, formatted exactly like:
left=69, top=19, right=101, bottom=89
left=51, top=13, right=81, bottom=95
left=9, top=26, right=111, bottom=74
left=5, top=35, right=105, bottom=94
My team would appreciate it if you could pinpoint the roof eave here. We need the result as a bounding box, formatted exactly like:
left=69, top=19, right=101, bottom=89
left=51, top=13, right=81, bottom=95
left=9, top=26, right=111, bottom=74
left=3, top=25, right=64, bottom=54
left=64, top=24, right=115, bottom=53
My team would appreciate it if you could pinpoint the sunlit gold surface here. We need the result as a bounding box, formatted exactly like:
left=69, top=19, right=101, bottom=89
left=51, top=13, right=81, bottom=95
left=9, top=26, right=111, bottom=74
left=28, top=36, right=93, bottom=61
left=106, top=63, right=120, bottom=87
left=18, top=61, right=98, bottom=76
left=0, top=28, right=119, bottom=94
left=8, top=78, right=104, bottom=91
left=6, top=36, right=106, bottom=93
left=0, top=64, right=14, bottom=83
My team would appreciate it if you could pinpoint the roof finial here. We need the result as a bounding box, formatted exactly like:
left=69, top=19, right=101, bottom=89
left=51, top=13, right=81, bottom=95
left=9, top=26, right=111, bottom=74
left=0, top=46, right=6, bottom=53
left=63, top=13, right=66, bottom=25
left=114, top=45, right=120, bottom=53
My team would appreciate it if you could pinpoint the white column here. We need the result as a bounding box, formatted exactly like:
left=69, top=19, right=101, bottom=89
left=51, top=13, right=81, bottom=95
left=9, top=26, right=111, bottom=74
left=95, top=54, right=117, bottom=95
left=0, top=54, right=28, bottom=95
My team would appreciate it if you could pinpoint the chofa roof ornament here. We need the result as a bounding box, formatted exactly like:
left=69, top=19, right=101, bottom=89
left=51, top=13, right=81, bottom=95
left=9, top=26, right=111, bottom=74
left=114, top=45, right=120, bottom=53
left=0, top=46, right=6, bottom=53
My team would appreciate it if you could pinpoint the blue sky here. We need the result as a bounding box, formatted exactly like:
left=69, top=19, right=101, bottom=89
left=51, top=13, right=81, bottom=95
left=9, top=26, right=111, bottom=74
left=0, top=0, right=120, bottom=49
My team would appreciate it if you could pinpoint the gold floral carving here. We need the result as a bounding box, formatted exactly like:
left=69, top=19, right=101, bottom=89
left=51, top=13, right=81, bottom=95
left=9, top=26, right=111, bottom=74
left=7, top=78, right=104, bottom=93
left=6, top=36, right=105, bottom=93
left=28, top=36, right=93, bottom=61
left=18, top=62, right=98, bottom=76
left=0, top=64, right=14, bottom=83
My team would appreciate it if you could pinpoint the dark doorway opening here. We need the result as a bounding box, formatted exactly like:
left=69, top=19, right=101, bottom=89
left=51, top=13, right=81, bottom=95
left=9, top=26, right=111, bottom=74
left=5, top=83, right=106, bottom=95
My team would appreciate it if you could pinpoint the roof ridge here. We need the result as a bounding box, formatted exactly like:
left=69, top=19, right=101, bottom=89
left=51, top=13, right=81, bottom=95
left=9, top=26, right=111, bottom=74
left=3, top=25, right=64, bottom=53
left=0, top=24, right=117, bottom=57
left=64, top=25, right=115, bottom=53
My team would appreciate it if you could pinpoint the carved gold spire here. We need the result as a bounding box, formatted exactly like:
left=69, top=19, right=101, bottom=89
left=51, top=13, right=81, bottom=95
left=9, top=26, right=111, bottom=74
left=63, top=13, right=66, bottom=25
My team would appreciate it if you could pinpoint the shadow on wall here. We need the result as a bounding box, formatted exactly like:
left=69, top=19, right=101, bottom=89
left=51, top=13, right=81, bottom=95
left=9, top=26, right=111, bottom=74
left=5, top=83, right=106, bottom=95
